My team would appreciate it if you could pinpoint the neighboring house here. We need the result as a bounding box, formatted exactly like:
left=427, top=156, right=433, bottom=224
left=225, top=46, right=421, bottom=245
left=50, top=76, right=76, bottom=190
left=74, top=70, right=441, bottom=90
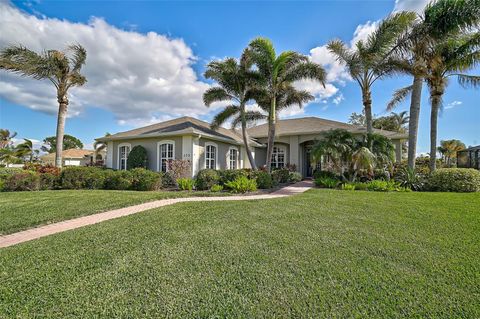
left=96, top=116, right=407, bottom=178
left=457, top=145, right=480, bottom=170
left=40, top=149, right=106, bottom=166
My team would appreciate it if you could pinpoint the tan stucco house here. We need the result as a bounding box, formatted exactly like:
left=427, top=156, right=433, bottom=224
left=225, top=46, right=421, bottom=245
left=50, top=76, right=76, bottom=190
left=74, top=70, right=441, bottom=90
left=96, top=116, right=407, bottom=178
left=40, top=149, right=106, bottom=166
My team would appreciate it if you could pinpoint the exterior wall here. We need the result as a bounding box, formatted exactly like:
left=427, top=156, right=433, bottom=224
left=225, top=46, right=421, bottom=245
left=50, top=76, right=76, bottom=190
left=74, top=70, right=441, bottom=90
left=111, top=136, right=183, bottom=171
left=197, top=138, right=241, bottom=170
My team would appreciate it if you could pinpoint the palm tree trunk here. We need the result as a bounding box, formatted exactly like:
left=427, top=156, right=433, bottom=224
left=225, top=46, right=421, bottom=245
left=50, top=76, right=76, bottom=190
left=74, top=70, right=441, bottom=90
left=429, top=93, right=441, bottom=172
left=55, top=95, right=68, bottom=168
left=362, top=88, right=373, bottom=135
left=265, top=96, right=276, bottom=172
left=240, top=104, right=257, bottom=170
left=407, top=75, right=423, bottom=169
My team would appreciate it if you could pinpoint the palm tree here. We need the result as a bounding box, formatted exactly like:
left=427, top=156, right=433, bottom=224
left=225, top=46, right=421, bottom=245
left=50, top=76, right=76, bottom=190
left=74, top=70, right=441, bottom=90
left=425, top=33, right=479, bottom=171
left=437, top=139, right=466, bottom=167
left=0, top=129, right=17, bottom=149
left=203, top=51, right=261, bottom=169
left=387, top=0, right=480, bottom=169
left=247, top=37, right=326, bottom=172
left=328, top=12, right=416, bottom=135
left=0, top=44, right=87, bottom=168
left=15, top=139, right=35, bottom=162
left=311, top=129, right=358, bottom=174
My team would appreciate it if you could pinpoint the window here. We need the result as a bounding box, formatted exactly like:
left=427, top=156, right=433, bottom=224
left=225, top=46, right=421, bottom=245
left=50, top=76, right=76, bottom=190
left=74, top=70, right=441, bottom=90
left=271, top=146, right=285, bottom=169
left=228, top=148, right=238, bottom=170
left=158, top=141, right=175, bottom=172
left=118, top=144, right=131, bottom=170
left=205, top=143, right=217, bottom=169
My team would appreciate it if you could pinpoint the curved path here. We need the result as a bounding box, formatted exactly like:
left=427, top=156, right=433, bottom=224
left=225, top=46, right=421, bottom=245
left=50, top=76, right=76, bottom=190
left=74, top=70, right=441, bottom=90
left=0, top=180, right=312, bottom=248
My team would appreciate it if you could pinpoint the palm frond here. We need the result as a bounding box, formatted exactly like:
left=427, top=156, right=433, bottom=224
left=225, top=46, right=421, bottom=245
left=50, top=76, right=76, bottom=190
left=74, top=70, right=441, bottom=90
left=284, top=62, right=327, bottom=85
left=210, top=105, right=239, bottom=130
left=231, top=110, right=266, bottom=129
left=387, top=84, right=414, bottom=110
left=68, top=44, right=87, bottom=73
left=0, top=45, right=53, bottom=80
left=456, top=74, right=480, bottom=89
left=203, top=87, right=233, bottom=106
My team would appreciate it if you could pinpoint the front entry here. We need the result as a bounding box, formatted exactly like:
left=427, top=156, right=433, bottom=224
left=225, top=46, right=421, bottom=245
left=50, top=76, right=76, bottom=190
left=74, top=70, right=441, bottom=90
left=303, top=143, right=320, bottom=178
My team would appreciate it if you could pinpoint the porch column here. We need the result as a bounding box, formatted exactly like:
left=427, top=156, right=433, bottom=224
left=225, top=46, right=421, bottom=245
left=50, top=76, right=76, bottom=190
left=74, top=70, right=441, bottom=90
left=191, top=136, right=200, bottom=177
left=394, top=140, right=402, bottom=163
left=106, top=141, right=113, bottom=168
left=289, top=136, right=299, bottom=171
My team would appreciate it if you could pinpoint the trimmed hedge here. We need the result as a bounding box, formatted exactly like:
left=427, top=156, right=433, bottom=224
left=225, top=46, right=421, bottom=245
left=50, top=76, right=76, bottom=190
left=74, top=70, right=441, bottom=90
left=127, top=145, right=148, bottom=169
left=272, top=168, right=290, bottom=184
left=253, top=171, right=273, bottom=189
left=195, top=169, right=220, bottom=190
left=130, top=168, right=162, bottom=191
left=428, top=168, right=480, bottom=192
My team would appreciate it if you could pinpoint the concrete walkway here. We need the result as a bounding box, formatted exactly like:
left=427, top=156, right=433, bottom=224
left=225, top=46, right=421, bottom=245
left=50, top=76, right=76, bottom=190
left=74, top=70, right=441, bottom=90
left=0, top=181, right=312, bottom=248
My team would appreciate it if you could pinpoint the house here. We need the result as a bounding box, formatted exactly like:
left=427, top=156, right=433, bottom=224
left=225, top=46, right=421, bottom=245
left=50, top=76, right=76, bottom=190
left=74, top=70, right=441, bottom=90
left=96, top=116, right=407, bottom=177
left=457, top=145, right=480, bottom=170
left=40, top=149, right=106, bottom=166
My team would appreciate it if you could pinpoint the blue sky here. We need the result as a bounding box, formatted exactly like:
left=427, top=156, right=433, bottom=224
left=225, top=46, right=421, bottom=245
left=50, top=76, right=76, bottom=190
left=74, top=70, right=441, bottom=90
left=0, top=0, right=478, bottom=153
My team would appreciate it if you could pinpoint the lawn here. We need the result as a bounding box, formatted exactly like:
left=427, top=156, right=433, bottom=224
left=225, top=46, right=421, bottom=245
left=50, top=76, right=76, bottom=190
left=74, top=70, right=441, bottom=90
left=1, top=189, right=479, bottom=318
left=0, top=189, right=227, bottom=234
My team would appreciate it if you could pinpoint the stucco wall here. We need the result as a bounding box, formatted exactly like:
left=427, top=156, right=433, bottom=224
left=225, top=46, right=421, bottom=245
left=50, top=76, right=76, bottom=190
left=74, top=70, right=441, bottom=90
left=197, top=138, right=241, bottom=170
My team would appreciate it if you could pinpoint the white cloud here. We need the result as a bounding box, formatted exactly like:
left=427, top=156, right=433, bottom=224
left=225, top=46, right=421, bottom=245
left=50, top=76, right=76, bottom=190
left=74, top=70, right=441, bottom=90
left=332, top=93, right=344, bottom=105
left=350, top=21, right=378, bottom=47
left=393, top=0, right=430, bottom=13
left=445, top=100, right=462, bottom=110
left=0, top=3, right=220, bottom=127
left=309, top=46, right=351, bottom=84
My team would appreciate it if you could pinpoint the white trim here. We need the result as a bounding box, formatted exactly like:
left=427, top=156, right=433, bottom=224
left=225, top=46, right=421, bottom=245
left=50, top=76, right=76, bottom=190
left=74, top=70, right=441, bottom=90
left=271, top=144, right=287, bottom=169
left=204, top=141, right=218, bottom=170
left=117, top=143, right=131, bottom=170
left=226, top=146, right=239, bottom=170
left=157, top=140, right=176, bottom=172
left=106, top=141, right=113, bottom=168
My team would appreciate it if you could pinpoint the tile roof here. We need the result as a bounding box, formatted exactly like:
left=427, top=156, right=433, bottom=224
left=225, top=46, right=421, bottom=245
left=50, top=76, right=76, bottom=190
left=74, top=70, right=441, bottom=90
left=41, top=149, right=94, bottom=160
left=247, top=117, right=407, bottom=139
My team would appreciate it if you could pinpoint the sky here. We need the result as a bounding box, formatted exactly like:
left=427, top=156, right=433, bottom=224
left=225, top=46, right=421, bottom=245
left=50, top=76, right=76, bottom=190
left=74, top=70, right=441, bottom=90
left=0, top=0, right=478, bottom=153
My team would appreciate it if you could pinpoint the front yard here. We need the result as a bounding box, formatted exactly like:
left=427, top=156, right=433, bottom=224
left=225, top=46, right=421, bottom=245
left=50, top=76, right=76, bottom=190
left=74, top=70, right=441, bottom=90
left=1, top=189, right=479, bottom=317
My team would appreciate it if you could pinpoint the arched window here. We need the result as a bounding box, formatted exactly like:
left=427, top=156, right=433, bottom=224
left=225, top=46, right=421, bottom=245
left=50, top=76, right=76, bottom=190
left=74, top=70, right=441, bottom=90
left=227, top=147, right=238, bottom=170
left=271, top=146, right=285, bottom=169
left=158, top=141, right=175, bottom=172
left=118, top=143, right=131, bottom=170
left=205, top=143, right=217, bottom=169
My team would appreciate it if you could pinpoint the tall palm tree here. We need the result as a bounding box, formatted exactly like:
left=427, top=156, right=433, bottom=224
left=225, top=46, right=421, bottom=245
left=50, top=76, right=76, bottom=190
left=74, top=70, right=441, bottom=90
left=0, top=44, right=87, bottom=168
left=311, top=129, right=358, bottom=174
left=0, top=129, right=17, bottom=149
left=387, top=0, right=480, bottom=169
left=328, top=11, right=416, bottom=134
left=203, top=51, right=261, bottom=169
left=425, top=32, right=480, bottom=171
left=437, top=139, right=466, bottom=167
left=247, top=37, right=326, bottom=171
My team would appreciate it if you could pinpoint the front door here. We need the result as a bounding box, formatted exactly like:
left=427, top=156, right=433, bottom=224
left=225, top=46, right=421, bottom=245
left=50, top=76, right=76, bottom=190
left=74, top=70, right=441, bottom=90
left=305, top=146, right=313, bottom=177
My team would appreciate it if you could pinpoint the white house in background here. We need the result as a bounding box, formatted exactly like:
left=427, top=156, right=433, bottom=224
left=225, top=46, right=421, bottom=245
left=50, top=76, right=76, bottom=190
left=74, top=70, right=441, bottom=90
left=96, top=116, right=407, bottom=178
left=40, top=149, right=106, bottom=166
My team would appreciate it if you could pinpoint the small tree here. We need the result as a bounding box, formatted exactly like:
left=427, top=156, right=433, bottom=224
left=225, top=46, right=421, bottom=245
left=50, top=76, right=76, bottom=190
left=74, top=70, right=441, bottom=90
left=126, top=145, right=148, bottom=170
left=41, top=135, right=84, bottom=153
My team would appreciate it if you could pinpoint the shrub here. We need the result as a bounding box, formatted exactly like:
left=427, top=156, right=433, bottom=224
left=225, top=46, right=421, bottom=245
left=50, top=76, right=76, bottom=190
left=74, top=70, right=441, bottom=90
left=23, top=163, right=61, bottom=175
left=210, top=184, right=224, bottom=192
left=351, top=182, right=368, bottom=191
left=394, top=167, right=425, bottom=191
left=161, top=172, right=176, bottom=188
left=104, top=170, right=132, bottom=190
left=366, top=180, right=402, bottom=192
left=195, top=169, right=220, bottom=190
left=315, top=177, right=340, bottom=189
left=218, top=169, right=249, bottom=185
left=39, top=173, right=59, bottom=190
left=428, top=168, right=480, bottom=192
left=3, top=171, right=40, bottom=191
left=373, top=168, right=390, bottom=181
left=272, top=168, right=290, bottom=184
left=289, top=172, right=302, bottom=183
left=168, top=160, right=191, bottom=180
left=60, top=167, right=106, bottom=189
left=130, top=168, right=162, bottom=191
left=341, top=183, right=356, bottom=191
left=253, top=171, right=273, bottom=189
left=177, top=178, right=194, bottom=191
left=313, top=170, right=338, bottom=180
left=225, top=176, right=257, bottom=193
left=127, top=145, right=148, bottom=169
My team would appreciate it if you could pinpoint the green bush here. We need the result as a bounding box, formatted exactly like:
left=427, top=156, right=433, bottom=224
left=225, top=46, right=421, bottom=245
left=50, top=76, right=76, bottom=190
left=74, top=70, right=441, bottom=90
left=428, top=168, right=480, bottom=192
left=289, top=172, right=302, bottom=183
left=130, top=168, right=162, bottom=191
left=210, top=184, right=224, bottom=192
left=253, top=171, right=273, bottom=189
left=351, top=182, right=368, bottom=191
left=177, top=178, right=194, bottom=191
left=3, top=171, right=40, bottom=191
left=127, top=145, right=148, bottom=169
left=314, top=177, right=340, bottom=189
left=60, top=167, right=106, bottom=189
left=394, top=167, right=425, bottom=191
left=195, top=169, right=220, bottom=190
left=272, top=168, right=290, bottom=184
left=313, top=170, right=338, bottom=180
left=341, top=183, right=356, bottom=191
left=39, top=173, right=59, bottom=190
left=218, top=169, right=249, bottom=185
left=225, top=176, right=257, bottom=193
left=104, top=170, right=132, bottom=190
left=162, top=172, right=176, bottom=188
left=366, top=180, right=403, bottom=192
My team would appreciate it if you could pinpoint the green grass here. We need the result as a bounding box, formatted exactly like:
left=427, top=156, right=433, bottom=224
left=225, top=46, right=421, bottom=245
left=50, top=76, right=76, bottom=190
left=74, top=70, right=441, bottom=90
left=1, top=190, right=479, bottom=317
left=0, top=190, right=227, bottom=234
